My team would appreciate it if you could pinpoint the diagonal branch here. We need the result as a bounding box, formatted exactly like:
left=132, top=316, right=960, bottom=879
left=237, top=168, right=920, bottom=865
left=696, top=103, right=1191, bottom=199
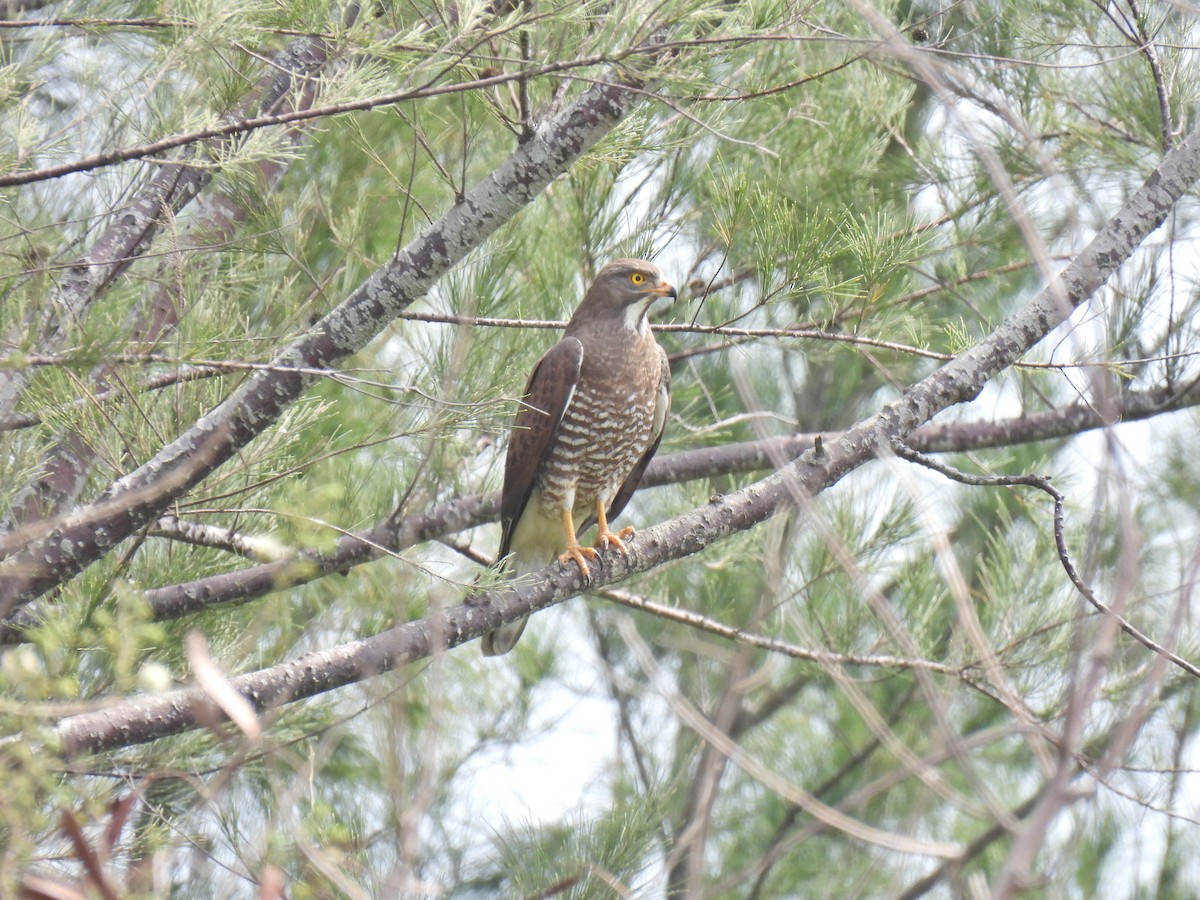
left=43, top=115, right=1200, bottom=756
left=4, top=378, right=1197, bottom=644
left=0, top=74, right=643, bottom=615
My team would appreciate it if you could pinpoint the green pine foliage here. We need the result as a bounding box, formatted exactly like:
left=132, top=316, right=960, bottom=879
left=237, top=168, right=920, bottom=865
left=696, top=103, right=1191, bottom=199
left=2, top=0, right=1200, bottom=896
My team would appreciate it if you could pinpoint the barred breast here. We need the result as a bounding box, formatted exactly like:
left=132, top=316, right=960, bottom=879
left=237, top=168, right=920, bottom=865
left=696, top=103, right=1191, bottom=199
left=537, top=329, right=661, bottom=518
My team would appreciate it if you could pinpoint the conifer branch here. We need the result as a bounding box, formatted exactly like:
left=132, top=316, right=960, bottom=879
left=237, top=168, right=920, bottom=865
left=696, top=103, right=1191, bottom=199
left=43, top=114, right=1200, bottom=754
left=0, top=32, right=337, bottom=532
left=0, top=43, right=671, bottom=189
left=0, top=73, right=645, bottom=615
left=4, top=379, right=1197, bottom=643
left=0, top=34, right=335, bottom=421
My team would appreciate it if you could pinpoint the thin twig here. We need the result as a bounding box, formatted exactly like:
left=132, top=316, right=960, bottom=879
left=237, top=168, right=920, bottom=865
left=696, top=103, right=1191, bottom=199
left=891, top=441, right=1200, bottom=680
left=596, top=586, right=961, bottom=674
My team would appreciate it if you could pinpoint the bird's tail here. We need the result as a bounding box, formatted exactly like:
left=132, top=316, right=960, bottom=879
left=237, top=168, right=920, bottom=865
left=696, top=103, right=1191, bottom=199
left=480, top=546, right=552, bottom=656
left=481, top=616, right=527, bottom=656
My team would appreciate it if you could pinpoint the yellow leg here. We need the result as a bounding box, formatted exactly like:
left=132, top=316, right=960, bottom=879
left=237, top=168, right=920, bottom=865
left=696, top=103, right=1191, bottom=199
left=558, top=506, right=598, bottom=577
left=593, top=500, right=634, bottom=555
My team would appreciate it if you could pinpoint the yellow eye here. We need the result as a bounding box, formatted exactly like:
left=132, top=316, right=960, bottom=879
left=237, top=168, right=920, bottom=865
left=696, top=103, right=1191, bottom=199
left=630, top=272, right=646, bottom=285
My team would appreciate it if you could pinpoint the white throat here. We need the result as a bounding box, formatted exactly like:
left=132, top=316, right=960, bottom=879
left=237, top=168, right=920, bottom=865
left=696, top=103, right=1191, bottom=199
left=622, top=301, right=652, bottom=334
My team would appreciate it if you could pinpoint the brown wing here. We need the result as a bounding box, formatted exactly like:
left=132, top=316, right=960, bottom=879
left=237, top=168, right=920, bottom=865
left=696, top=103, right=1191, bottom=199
left=606, top=344, right=671, bottom=522
left=498, top=337, right=584, bottom=558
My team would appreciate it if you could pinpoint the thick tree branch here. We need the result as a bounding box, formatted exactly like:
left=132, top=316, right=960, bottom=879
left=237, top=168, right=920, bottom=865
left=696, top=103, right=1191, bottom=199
left=3, top=379, right=1195, bottom=644
left=41, top=114, right=1200, bottom=755
left=0, top=74, right=642, bottom=614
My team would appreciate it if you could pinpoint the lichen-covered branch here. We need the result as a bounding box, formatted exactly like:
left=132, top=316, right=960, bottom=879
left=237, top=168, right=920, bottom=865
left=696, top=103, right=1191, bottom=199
left=0, top=74, right=642, bottom=615
left=4, top=379, right=1196, bottom=644
left=46, top=115, right=1200, bottom=755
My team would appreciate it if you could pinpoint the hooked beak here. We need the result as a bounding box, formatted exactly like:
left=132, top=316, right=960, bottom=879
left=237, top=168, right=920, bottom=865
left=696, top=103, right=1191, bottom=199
left=648, top=281, right=677, bottom=300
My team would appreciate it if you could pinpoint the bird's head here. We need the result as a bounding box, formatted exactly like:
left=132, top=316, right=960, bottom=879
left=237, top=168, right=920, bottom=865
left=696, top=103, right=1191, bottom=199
left=572, top=258, right=677, bottom=334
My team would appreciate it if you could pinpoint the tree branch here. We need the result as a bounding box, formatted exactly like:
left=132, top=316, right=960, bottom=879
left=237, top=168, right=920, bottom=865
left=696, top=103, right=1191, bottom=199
left=147, top=515, right=294, bottom=563
left=4, top=379, right=1197, bottom=643
left=0, top=74, right=643, bottom=614
left=39, top=112, right=1200, bottom=755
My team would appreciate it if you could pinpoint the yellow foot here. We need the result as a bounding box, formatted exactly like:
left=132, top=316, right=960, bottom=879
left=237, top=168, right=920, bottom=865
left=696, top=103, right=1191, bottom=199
left=559, top=544, right=599, bottom=578
left=595, top=525, right=635, bottom=555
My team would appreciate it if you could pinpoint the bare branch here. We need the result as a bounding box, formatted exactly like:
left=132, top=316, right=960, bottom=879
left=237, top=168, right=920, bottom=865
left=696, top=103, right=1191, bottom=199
left=891, top=442, right=1200, bottom=680
left=598, top=586, right=959, bottom=674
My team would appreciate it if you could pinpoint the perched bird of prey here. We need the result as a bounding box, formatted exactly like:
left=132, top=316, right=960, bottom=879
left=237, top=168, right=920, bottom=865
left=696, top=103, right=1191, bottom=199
left=481, top=259, right=676, bottom=656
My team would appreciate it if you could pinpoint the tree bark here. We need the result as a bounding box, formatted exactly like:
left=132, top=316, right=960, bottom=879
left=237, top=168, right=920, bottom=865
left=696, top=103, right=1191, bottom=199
left=0, top=74, right=642, bottom=614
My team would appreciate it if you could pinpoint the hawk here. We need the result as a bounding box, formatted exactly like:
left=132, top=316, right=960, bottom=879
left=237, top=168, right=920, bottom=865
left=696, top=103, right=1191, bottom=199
left=482, top=259, right=676, bottom=656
